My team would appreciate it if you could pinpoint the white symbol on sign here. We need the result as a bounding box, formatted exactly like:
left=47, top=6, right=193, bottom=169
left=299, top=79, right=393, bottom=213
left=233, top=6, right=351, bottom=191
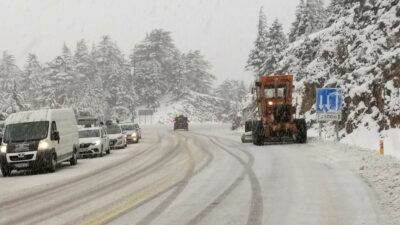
left=318, top=91, right=341, bottom=112
left=327, top=92, right=341, bottom=112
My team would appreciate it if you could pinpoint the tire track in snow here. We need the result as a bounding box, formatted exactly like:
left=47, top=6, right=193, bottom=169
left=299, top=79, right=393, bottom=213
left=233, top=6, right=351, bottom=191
left=211, top=137, right=263, bottom=225
left=132, top=132, right=196, bottom=225
left=129, top=131, right=215, bottom=225
left=182, top=132, right=263, bottom=225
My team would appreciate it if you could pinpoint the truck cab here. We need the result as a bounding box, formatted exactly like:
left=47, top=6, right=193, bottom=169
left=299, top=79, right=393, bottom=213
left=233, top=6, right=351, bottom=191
left=174, top=115, right=189, bottom=131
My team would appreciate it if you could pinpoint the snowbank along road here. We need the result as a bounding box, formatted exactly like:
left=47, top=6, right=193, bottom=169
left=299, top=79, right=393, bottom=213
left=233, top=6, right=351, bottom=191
left=0, top=125, right=391, bottom=225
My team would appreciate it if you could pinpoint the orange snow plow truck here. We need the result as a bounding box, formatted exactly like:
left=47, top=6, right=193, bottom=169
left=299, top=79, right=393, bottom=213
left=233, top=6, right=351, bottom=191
left=252, top=74, right=307, bottom=145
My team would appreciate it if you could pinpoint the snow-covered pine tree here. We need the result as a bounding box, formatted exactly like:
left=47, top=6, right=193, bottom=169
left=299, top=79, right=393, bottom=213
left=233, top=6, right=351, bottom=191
left=74, top=39, right=92, bottom=77
left=130, top=29, right=182, bottom=100
left=289, top=0, right=306, bottom=43
left=289, top=0, right=326, bottom=42
left=304, top=0, right=326, bottom=35
left=23, top=54, right=43, bottom=108
left=246, top=7, right=269, bottom=77
left=215, top=80, right=248, bottom=122
left=38, top=44, right=79, bottom=108
left=62, top=43, right=74, bottom=73
left=261, top=19, right=288, bottom=75
left=92, top=35, right=135, bottom=119
left=133, top=60, right=162, bottom=109
left=181, top=50, right=215, bottom=95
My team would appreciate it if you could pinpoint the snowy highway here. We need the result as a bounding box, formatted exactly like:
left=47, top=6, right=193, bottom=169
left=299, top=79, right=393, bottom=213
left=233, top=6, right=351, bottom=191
left=0, top=125, right=389, bottom=225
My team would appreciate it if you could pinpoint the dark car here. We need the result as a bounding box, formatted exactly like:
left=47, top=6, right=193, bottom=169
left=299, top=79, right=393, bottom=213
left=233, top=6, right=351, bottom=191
left=174, top=115, right=188, bottom=131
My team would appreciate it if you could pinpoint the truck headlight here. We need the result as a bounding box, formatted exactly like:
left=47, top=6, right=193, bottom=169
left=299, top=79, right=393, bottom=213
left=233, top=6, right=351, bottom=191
left=268, top=101, right=273, bottom=106
left=38, top=140, right=50, bottom=150
left=0, top=145, right=7, bottom=153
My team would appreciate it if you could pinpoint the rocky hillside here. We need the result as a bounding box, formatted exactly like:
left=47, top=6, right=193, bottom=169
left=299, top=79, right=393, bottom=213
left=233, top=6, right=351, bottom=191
left=278, top=0, right=400, bottom=139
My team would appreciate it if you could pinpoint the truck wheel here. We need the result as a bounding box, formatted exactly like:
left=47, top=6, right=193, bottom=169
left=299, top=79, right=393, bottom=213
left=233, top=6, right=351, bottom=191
left=241, top=134, right=245, bottom=143
left=295, top=119, right=307, bottom=143
left=106, top=147, right=110, bottom=154
left=1, top=166, right=11, bottom=177
left=70, top=150, right=78, bottom=166
left=252, top=121, right=264, bottom=146
left=48, top=154, right=57, bottom=173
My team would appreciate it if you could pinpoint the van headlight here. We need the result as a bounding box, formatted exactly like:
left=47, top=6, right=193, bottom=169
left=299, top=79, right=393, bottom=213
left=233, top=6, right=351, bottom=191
left=0, top=145, right=7, bottom=153
left=38, top=140, right=50, bottom=150
left=93, top=140, right=101, bottom=146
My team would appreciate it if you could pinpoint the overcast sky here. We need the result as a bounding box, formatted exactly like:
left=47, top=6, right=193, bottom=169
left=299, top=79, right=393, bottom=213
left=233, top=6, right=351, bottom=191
left=0, top=0, right=300, bottom=84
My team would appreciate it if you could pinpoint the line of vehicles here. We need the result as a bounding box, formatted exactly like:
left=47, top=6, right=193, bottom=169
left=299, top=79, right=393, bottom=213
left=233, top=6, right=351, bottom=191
left=0, top=108, right=142, bottom=177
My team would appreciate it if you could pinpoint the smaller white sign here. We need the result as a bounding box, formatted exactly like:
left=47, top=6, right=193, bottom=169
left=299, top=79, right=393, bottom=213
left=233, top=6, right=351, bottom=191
left=317, top=113, right=342, bottom=122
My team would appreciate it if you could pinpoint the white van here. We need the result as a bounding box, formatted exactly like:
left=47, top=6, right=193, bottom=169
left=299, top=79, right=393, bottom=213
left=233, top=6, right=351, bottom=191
left=0, top=108, right=79, bottom=176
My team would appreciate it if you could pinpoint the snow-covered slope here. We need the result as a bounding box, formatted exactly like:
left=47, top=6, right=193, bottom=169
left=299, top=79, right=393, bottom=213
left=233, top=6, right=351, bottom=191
left=277, top=0, right=400, bottom=156
left=140, top=91, right=225, bottom=124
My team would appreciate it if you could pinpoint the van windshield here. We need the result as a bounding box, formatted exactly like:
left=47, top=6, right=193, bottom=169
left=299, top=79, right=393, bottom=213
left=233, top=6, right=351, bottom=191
left=3, top=121, right=49, bottom=143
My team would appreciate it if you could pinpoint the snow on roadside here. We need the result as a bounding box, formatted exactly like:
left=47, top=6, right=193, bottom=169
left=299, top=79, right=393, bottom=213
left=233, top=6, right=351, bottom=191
left=308, top=138, right=400, bottom=225
left=199, top=124, right=400, bottom=224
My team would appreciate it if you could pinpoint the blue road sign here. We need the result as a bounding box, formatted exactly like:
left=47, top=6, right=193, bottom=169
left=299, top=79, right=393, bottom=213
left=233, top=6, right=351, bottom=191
left=316, top=88, right=343, bottom=113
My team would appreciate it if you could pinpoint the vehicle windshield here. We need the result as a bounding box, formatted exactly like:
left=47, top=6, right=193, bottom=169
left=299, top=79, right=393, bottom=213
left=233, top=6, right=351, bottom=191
left=107, top=126, right=121, bottom=134
left=3, top=121, right=49, bottom=143
left=176, top=117, right=187, bottom=123
left=79, top=130, right=100, bottom=138
left=121, top=125, right=135, bottom=131
left=77, top=118, right=97, bottom=126
left=264, top=84, right=287, bottom=99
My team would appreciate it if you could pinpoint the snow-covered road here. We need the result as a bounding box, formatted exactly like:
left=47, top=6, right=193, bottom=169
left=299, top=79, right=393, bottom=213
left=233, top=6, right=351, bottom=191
left=0, top=125, right=395, bottom=225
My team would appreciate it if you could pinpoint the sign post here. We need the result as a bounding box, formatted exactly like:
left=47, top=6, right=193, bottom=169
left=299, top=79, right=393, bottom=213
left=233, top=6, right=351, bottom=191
left=316, top=88, right=343, bottom=141
left=138, top=109, right=154, bottom=125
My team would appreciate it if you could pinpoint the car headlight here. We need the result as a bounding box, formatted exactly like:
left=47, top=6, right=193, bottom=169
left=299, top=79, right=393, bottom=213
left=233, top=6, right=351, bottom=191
left=117, top=136, right=123, bottom=140
left=93, top=140, right=101, bottom=146
left=131, top=132, right=137, bottom=137
left=38, top=140, right=50, bottom=150
left=0, top=145, right=7, bottom=153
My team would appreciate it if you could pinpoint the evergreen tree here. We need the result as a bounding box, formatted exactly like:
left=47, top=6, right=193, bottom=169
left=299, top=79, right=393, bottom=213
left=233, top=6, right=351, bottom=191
left=74, top=39, right=92, bottom=76
left=130, top=29, right=181, bottom=99
left=92, top=35, right=135, bottom=119
left=181, top=50, right=215, bottom=94
left=61, top=43, right=73, bottom=72
left=215, top=80, right=248, bottom=121
left=305, top=0, right=326, bottom=35
left=262, top=19, right=288, bottom=75
left=246, top=7, right=269, bottom=76
left=289, top=0, right=306, bottom=42
left=289, top=0, right=326, bottom=42
left=133, top=60, right=162, bottom=108
left=23, top=54, right=43, bottom=107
